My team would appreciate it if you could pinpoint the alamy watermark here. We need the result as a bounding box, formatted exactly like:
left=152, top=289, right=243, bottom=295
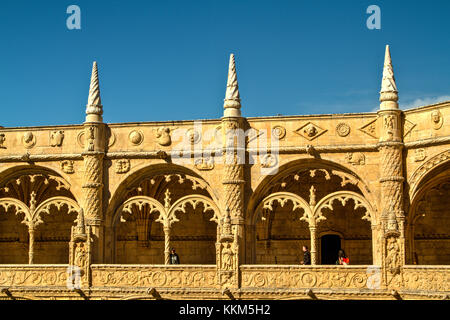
left=66, top=5, right=81, bottom=30
left=366, top=5, right=381, bottom=30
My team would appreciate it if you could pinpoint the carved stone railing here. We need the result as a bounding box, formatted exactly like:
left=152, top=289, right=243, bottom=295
left=240, top=265, right=372, bottom=290
left=91, top=264, right=218, bottom=289
left=0, top=265, right=69, bottom=287
left=402, top=266, right=450, bottom=292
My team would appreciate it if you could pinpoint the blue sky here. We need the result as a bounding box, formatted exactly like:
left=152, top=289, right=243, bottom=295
left=0, top=0, right=449, bottom=127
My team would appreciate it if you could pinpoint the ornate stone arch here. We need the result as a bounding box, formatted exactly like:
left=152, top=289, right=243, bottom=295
left=167, top=194, right=221, bottom=225
left=253, top=192, right=312, bottom=226
left=113, top=195, right=166, bottom=228
left=247, top=158, right=377, bottom=225
left=409, top=149, right=450, bottom=199
left=313, top=191, right=373, bottom=225
left=0, top=197, right=30, bottom=223
left=106, top=163, right=219, bottom=227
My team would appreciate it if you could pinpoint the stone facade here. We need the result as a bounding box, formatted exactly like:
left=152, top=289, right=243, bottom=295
left=0, top=46, right=449, bottom=300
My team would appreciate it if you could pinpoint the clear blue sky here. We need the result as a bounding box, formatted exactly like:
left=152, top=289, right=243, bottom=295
left=0, top=0, right=449, bottom=127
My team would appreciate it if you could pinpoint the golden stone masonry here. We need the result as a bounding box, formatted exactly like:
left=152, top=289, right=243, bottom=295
left=0, top=46, right=449, bottom=300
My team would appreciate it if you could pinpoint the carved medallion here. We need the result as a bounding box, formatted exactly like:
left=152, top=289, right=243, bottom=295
left=336, top=123, right=350, bottom=137
left=77, top=131, right=85, bottom=148
left=156, top=127, right=171, bottom=146
left=431, top=109, right=443, bottom=130
left=414, top=148, right=426, bottom=162
left=108, top=131, right=116, bottom=147
left=359, top=118, right=378, bottom=139
left=129, top=130, right=144, bottom=146
left=195, top=157, right=214, bottom=171
left=22, top=132, right=36, bottom=149
left=345, top=152, right=365, bottom=165
left=272, top=126, right=286, bottom=140
left=116, top=159, right=131, bottom=174
left=294, top=122, right=327, bottom=141
left=187, top=128, right=201, bottom=145
left=261, top=154, right=278, bottom=168
left=0, top=133, right=6, bottom=149
left=61, top=160, right=75, bottom=174
left=50, top=130, right=65, bottom=147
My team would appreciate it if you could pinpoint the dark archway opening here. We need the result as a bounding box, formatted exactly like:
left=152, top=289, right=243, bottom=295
left=321, top=234, right=341, bottom=264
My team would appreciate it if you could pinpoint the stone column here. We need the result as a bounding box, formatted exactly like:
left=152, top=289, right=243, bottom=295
left=377, top=46, right=405, bottom=287
left=309, top=226, right=318, bottom=265
left=219, top=54, right=246, bottom=290
left=164, top=226, right=171, bottom=265
left=28, top=226, right=35, bottom=264
left=82, top=62, right=106, bottom=264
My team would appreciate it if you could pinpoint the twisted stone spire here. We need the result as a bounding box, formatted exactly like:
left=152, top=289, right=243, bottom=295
left=223, top=54, right=242, bottom=117
left=74, top=208, right=86, bottom=238
left=380, top=45, right=399, bottom=109
left=85, top=61, right=103, bottom=122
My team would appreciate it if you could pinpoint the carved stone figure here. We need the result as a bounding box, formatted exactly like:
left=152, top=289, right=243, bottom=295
left=386, top=236, right=401, bottom=272
left=345, top=152, right=365, bottom=165
left=195, top=157, right=214, bottom=170
left=22, top=132, right=36, bottom=149
left=221, top=243, right=234, bottom=270
left=431, top=110, right=443, bottom=130
left=156, top=127, right=171, bottom=146
left=50, top=130, right=65, bottom=147
left=61, top=160, right=75, bottom=174
left=0, top=133, right=5, bottom=149
left=87, top=126, right=95, bottom=151
left=414, top=148, right=427, bottom=162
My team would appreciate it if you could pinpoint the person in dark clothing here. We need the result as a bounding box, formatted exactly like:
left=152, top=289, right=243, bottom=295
left=336, top=249, right=349, bottom=265
left=169, top=248, right=180, bottom=264
left=301, top=245, right=311, bottom=265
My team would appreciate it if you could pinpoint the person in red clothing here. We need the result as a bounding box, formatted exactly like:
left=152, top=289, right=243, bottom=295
left=336, top=249, right=349, bottom=265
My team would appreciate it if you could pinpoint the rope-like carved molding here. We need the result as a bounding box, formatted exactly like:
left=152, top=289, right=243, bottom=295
left=33, top=197, right=80, bottom=227
left=409, top=149, right=450, bottom=196
left=0, top=154, right=83, bottom=162
left=167, top=195, right=220, bottom=224
left=313, top=191, right=372, bottom=224
left=257, top=192, right=312, bottom=225
left=405, top=135, right=450, bottom=149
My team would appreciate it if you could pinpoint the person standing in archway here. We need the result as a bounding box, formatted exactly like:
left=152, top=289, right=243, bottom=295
left=300, top=245, right=311, bottom=265
left=336, top=249, right=349, bottom=265
left=170, top=248, right=180, bottom=264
